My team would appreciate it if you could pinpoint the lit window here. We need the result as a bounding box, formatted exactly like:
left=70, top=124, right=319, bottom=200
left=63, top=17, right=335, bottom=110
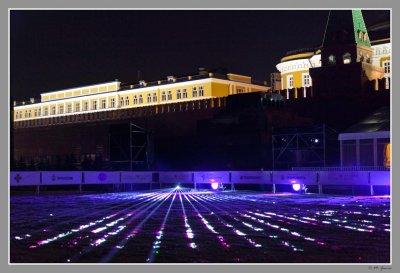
left=28, top=110, right=31, bottom=117
left=120, top=97, right=124, bottom=106
left=139, top=95, right=143, bottom=104
left=92, top=101, right=97, bottom=110
left=133, top=95, right=138, bottom=104
left=287, top=75, right=294, bottom=89
left=343, top=53, right=351, bottom=64
left=38, top=108, right=41, bottom=116
left=161, top=91, right=166, bottom=101
left=193, top=87, right=198, bottom=97
left=125, top=96, right=129, bottom=106
left=328, top=54, right=336, bottom=65
left=147, top=93, right=151, bottom=103
left=66, top=104, right=71, bottom=113
left=237, top=88, right=245, bottom=94
left=51, top=106, right=56, bottom=115
left=385, top=77, right=390, bottom=90
left=199, top=86, right=204, bottom=96
left=110, top=98, right=115, bottom=108
left=44, top=108, right=48, bottom=116
left=34, top=109, right=38, bottom=117
left=75, top=103, right=80, bottom=112
left=302, top=74, right=311, bottom=87
left=153, top=93, right=158, bottom=102
left=84, top=102, right=88, bottom=111
left=177, top=89, right=181, bottom=99
left=167, top=91, right=172, bottom=100
left=59, top=105, right=64, bottom=114
left=101, top=99, right=106, bottom=109
left=182, top=89, right=187, bottom=99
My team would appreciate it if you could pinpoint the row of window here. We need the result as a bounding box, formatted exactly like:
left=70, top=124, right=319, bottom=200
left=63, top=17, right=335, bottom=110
left=15, top=86, right=206, bottom=119
left=374, top=48, right=391, bottom=55
left=286, top=74, right=311, bottom=89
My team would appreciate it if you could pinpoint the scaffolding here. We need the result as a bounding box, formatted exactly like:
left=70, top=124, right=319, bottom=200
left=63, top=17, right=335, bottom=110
left=272, top=124, right=338, bottom=170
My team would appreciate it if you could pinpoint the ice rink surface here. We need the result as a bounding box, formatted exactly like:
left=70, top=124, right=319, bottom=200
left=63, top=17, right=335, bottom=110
left=10, top=189, right=390, bottom=263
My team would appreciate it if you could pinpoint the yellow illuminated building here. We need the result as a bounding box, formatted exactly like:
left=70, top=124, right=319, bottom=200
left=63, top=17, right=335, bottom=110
left=13, top=72, right=269, bottom=121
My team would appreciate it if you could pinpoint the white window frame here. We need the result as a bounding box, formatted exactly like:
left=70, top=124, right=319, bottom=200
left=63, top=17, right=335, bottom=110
left=287, top=75, right=294, bottom=89
left=302, top=73, right=311, bottom=87
left=147, top=93, right=151, bottom=103
left=199, top=86, right=204, bottom=96
left=167, top=91, right=172, bottom=100
left=383, top=61, right=390, bottom=74
left=110, top=98, right=115, bottom=108
left=192, top=87, right=197, bottom=97
left=177, top=89, right=181, bottom=99
left=139, top=95, right=143, bottom=104
left=182, top=89, right=187, bottom=99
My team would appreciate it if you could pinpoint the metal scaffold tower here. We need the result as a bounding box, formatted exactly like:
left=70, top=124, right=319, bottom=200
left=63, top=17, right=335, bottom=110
left=129, top=122, right=152, bottom=171
left=272, top=124, right=338, bottom=170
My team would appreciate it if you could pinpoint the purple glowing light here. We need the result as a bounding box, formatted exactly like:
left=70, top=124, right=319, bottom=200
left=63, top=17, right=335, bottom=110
left=292, top=184, right=301, bottom=191
left=211, top=182, right=219, bottom=190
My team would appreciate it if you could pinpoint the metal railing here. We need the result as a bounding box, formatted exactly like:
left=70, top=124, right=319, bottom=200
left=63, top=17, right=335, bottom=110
left=292, top=166, right=389, bottom=171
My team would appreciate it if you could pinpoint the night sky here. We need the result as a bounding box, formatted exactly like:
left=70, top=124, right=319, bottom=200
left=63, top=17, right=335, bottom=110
left=10, top=10, right=389, bottom=102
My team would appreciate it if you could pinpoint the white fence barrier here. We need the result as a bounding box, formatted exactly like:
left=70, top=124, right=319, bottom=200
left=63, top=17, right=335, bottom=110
left=121, top=172, right=153, bottom=184
left=231, top=171, right=270, bottom=184
left=193, top=171, right=230, bottom=185
left=370, top=171, right=391, bottom=186
left=159, top=172, right=193, bottom=184
left=273, top=171, right=317, bottom=185
left=318, top=171, right=369, bottom=185
left=10, top=172, right=41, bottom=186
left=84, top=172, right=120, bottom=185
left=10, top=171, right=390, bottom=191
left=41, top=172, right=82, bottom=185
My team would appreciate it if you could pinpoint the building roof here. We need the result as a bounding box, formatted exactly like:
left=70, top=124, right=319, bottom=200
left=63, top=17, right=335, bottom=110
left=342, top=107, right=390, bottom=134
left=338, top=107, right=390, bottom=141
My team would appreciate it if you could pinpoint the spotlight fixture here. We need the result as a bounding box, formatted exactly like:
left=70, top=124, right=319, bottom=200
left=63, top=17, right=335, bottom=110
left=292, top=183, right=301, bottom=192
left=211, top=182, right=219, bottom=190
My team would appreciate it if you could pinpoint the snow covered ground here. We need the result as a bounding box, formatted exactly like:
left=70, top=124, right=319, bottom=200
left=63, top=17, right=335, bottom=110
left=10, top=189, right=390, bottom=263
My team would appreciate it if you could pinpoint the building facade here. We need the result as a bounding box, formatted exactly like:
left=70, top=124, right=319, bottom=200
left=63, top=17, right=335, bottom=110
left=275, top=10, right=391, bottom=94
left=13, top=72, right=269, bottom=122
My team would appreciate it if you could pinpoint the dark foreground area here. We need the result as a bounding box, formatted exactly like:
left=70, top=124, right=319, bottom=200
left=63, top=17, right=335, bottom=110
left=10, top=189, right=390, bottom=263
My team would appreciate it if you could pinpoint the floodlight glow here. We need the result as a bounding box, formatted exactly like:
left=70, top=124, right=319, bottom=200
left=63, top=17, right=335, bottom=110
left=175, top=186, right=180, bottom=190
left=211, top=182, right=219, bottom=190
left=292, top=184, right=301, bottom=191
left=314, top=139, right=319, bottom=143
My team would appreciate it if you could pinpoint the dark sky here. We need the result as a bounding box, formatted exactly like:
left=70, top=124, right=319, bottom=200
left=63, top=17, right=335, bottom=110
left=10, top=10, right=389, bottom=101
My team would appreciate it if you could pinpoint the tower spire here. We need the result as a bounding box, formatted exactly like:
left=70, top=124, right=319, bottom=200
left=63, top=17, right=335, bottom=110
left=322, top=9, right=371, bottom=48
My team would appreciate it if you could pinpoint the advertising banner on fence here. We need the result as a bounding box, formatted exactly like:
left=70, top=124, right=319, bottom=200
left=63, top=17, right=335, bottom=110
left=159, top=172, right=193, bottom=184
left=121, top=172, right=153, bottom=184
left=10, top=172, right=41, bottom=186
left=370, top=171, right=390, bottom=186
left=84, top=172, right=120, bottom=185
left=193, top=171, right=230, bottom=184
left=41, top=172, right=82, bottom=185
left=318, top=171, right=369, bottom=185
left=230, top=171, right=270, bottom=184
left=272, top=171, right=317, bottom=185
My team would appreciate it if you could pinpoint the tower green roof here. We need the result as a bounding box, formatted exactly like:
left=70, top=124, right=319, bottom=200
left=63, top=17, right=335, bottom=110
left=322, top=9, right=371, bottom=47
